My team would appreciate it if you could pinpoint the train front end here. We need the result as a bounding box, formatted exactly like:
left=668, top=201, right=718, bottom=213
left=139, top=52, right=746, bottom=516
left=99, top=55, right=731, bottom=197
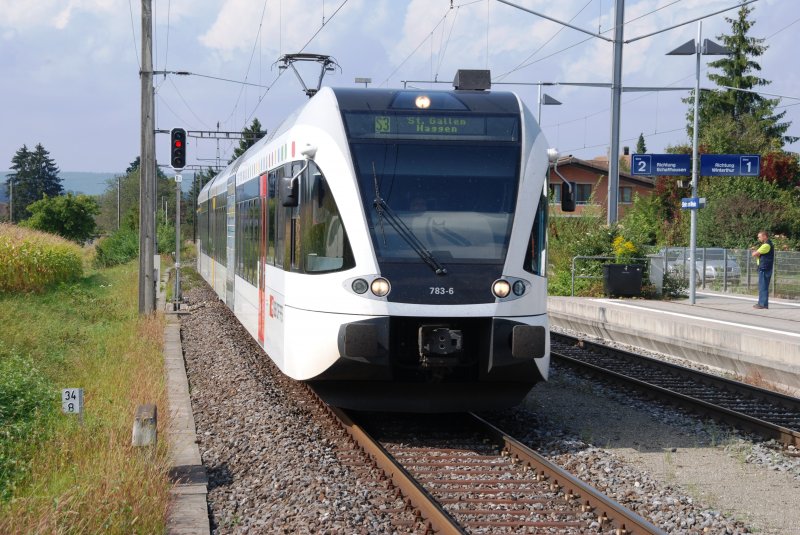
left=310, top=88, right=550, bottom=411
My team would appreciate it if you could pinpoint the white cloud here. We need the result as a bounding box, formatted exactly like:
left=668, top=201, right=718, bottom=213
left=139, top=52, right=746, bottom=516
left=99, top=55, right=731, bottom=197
left=0, top=0, right=115, bottom=30
left=200, top=0, right=326, bottom=59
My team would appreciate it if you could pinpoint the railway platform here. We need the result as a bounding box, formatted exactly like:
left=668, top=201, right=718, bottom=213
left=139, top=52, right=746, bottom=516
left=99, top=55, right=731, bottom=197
left=548, top=292, right=800, bottom=394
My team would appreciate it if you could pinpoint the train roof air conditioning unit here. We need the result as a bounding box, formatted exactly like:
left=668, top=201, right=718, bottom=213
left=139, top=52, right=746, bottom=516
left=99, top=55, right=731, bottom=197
left=453, top=69, right=491, bottom=91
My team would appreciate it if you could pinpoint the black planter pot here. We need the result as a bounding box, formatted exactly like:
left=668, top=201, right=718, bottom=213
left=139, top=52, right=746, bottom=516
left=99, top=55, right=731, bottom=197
left=603, top=263, right=643, bottom=297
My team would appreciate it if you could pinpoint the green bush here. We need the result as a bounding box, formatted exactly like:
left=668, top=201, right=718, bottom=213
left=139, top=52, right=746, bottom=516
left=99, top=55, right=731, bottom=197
left=94, top=227, right=138, bottom=268
left=157, top=222, right=176, bottom=255
left=20, top=194, right=100, bottom=244
left=662, top=270, right=689, bottom=299
left=697, top=177, right=800, bottom=249
left=0, top=224, right=83, bottom=293
left=0, top=347, right=54, bottom=500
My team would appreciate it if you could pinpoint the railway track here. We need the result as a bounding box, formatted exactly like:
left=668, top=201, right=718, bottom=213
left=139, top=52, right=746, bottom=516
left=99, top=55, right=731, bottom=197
left=550, top=332, right=800, bottom=449
left=316, top=398, right=664, bottom=534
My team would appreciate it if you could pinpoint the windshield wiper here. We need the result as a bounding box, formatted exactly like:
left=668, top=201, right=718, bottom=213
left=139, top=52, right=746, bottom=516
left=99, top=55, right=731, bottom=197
left=372, top=163, right=447, bottom=276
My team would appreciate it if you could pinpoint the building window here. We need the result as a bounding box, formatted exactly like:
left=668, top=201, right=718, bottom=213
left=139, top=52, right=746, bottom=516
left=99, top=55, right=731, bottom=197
left=620, top=186, right=633, bottom=204
left=549, top=183, right=561, bottom=203
left=576, top=183, right=592, bottom=204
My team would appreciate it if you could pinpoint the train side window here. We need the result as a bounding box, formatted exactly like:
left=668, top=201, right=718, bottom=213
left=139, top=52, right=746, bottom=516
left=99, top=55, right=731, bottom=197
left=274, top=169, right=285, bottom=269
left=267, top=171, right=277, bottom=266
left=301, top=162, right=355, bottom=273
left=523, top=189, right=548, bottom=277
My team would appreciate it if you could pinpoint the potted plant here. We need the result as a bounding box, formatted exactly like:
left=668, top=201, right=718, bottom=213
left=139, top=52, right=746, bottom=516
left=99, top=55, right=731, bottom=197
left=603, top=236, right=643, bottom=297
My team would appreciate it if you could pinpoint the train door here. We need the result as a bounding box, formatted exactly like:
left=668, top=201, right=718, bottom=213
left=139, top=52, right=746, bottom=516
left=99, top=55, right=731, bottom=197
left=258, top=173, right=267, bottom=346
left=226, top=175, right=236, bottom=307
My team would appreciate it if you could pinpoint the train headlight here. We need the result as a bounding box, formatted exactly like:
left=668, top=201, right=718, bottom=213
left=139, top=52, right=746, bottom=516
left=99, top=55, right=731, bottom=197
left=370, top=277, right=391, bottom=297
left=512, top=280, right=526, bottom=296
left=415, top=95, right=431, bottom=109
left=351, top=278, right=369, bottom=294
left=492, top=279, right=511, bottom=298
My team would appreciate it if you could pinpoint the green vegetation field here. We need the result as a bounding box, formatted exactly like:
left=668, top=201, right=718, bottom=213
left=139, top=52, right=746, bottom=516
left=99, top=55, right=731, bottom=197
left=0, top=226, right=170, bottom=533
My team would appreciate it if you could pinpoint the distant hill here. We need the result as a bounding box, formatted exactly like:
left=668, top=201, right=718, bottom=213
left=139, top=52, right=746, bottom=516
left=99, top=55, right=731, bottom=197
left=0, top=171, right=121, bottom=200
left=0, top=171, right=197, bottom=203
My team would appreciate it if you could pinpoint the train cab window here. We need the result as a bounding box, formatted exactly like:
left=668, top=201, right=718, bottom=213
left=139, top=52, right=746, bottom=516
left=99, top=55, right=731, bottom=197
left=290, top=161, right=303, bottom=270
left=523, top=190, right=548, bottom=277
left=301, top=162, right=355, bottom=273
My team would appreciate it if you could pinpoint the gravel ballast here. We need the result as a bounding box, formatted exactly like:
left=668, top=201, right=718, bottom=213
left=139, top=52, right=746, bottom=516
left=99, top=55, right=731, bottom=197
left=181, top=285, right=423, bottom=534
left=180, top=283, right=800, bottom=533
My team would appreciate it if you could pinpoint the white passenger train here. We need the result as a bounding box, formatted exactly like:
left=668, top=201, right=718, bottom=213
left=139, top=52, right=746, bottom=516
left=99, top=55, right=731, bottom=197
left=196, top=81, right=572, bottom=411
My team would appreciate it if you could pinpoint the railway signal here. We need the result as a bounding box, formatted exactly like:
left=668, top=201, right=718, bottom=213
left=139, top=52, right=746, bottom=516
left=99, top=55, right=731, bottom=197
left=170, top=128, right=187, bottom=169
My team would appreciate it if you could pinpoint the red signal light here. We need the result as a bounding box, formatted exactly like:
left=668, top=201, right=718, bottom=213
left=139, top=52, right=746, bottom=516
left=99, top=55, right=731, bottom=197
left=170, top=128, right=187, bottom=169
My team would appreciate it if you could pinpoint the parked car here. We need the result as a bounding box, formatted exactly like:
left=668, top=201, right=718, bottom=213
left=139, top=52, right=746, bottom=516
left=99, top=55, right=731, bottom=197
left=659, top=248, right=741, bottom=283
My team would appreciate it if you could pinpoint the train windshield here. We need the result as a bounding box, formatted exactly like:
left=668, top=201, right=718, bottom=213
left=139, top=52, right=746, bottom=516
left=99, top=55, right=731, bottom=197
left=349, top=142, right=520, bottom=264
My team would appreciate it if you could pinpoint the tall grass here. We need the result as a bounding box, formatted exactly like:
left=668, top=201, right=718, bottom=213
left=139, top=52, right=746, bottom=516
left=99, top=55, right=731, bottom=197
left=0, top=261, right=170, bottom=533
left=0, top=224, right=83, bottom=292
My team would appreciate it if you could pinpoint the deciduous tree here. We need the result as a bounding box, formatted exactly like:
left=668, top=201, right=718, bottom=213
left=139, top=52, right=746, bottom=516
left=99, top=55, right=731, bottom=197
left=21, top=193, right=100, bottom=243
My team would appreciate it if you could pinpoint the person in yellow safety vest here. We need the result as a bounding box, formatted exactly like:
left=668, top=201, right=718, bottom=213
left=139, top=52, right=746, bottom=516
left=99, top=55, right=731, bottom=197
left=751, top=230, right=774, bottom=309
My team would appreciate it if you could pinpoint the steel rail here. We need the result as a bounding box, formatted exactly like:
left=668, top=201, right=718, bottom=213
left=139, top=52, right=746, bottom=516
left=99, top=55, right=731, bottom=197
left=326, top=405, right=464, bottom=535
left=469, top=413, right=665, bottom=535
left=551, top=333, right=800, bottom=448
left=322, top=391, right=664, bottom=534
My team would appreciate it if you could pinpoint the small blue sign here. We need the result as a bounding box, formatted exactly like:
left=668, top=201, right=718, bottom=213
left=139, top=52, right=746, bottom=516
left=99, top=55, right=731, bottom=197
left=680, top=197, right=706, bottom=210
left=700, top=154, right=760, bottom=176
left=631, top=154, right=691, bottom=176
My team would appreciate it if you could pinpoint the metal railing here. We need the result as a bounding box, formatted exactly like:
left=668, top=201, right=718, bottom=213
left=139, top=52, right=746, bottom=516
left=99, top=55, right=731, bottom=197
left=650, top=247, right=800, bottom=300
left=569, top=249, right=800, bottom=299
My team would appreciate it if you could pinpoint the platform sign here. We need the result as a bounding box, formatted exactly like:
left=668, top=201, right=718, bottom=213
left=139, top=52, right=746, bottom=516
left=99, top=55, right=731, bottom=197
left=631, top=154, right=691, bottom=176
left=680, top=197, right=706, bottom=210
left=62, top=388, right=84, bottom=414
left=700, top=154, right=760, bottom=176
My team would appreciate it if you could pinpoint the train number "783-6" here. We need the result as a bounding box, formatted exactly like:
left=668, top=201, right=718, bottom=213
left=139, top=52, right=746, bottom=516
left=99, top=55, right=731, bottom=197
left=430, top=287, right=455, bottom=295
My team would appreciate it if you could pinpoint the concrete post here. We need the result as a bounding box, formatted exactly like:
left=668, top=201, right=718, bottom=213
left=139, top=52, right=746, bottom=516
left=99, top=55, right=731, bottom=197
left=132, top=403, right=158, bottom=448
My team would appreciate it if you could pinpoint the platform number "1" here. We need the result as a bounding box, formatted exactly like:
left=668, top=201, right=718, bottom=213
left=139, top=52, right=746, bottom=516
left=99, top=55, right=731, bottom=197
left=62, top=388, right=83, bottom=414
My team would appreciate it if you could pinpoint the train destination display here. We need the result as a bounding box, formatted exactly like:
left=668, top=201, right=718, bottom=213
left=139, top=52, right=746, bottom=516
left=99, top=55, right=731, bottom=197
left=345, top=112, right=519, bottom=141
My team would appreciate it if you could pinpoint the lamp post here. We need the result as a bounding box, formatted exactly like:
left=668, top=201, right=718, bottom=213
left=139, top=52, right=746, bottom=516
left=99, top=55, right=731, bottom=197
left=667, top=21, right=730, bottom=305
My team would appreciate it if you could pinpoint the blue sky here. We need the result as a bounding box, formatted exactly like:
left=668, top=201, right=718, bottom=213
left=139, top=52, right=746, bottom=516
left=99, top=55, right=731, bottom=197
left=0, top=0, right=797, bottom=174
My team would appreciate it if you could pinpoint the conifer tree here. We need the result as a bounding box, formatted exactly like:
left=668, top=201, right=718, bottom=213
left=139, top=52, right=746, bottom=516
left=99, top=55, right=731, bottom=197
left=29, top=143, right=63, bottom=198
left=230, top=118, right=266, bottom=163
left=5, top=143, right=62, bottom=221
left=636, top=133, right=647, bottom=154
left=687, top=5, right=795, bottom=147
left=6, top=145, right=30, bottom=221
